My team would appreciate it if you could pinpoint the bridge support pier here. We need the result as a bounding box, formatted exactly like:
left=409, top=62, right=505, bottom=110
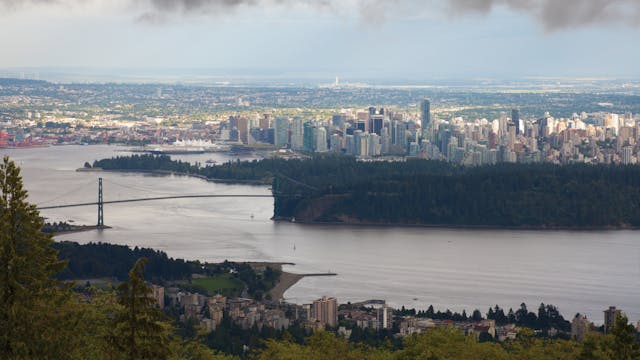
left=97, top=177, right=104, bottom=227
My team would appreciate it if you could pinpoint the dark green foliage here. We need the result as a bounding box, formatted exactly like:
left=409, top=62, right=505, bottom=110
left=205, top=312, right=306, bottom=357
left=271, top=158, right=640, bottom=228
left=93, top=154, right=640, bottom=228
left=396, top=303, right=569, bottom=332
left=41, top=220, right=74, bottom=233
left=94, top=154, right=197, bottom=174
left=93, top=154, right=272, bottom=183
left=113, top=258, right=176, bottom=359
left=611, top=314, right=640, bottom=360
left=231, top=262, right=281, bottom=299
left=52, top=242, right=281, bottom=300
left=348, top=327, right=401, bottom=349
left=0, top=156, right=68, bottom=358
left=53, top=241, right=197, bottom=281
left=291, top=161, right=640, bottom=228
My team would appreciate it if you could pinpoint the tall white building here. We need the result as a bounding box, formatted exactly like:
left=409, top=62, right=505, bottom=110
left=376, top=305, right=394, bottom=330
left=622, top=146, right=633, bottom=165
left=314, top=127, right=327, bottom=152
left=290, top=117, right=304, bottom=150
left=330, top=133, right=342, bottom=152
left=275, top=117, right=290, bottom=148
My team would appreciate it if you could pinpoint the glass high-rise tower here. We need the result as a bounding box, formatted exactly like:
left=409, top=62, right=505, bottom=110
left=512, top=109, right=520, bottom=135
left=421, top=99, right=431, bottom=140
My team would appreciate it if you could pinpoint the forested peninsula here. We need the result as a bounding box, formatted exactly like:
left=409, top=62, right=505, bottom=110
left=91, top=154, right=640, bottom=229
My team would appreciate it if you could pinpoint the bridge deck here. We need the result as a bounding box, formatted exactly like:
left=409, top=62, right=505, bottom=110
left=37, top=194, right=274, bottom=210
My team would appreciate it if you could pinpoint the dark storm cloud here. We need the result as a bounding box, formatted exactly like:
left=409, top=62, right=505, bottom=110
left=2, top=0, right=640, bottom=30
left=448, top=0, right=640, bottom=30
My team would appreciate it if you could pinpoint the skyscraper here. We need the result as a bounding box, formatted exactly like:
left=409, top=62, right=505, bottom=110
left=236, top=117, right=250, bottom=144
left=303, top=122, right=315, bottom=152
left=259, top=114, right=271, bottom=130
left=290, top=117, right=304, bottom=150
left=622, top=146, right=633, bottom=165
left=332, top=114, right=347, bottom=129
left=512, top=109, right=521, bottom=135
left=314, top=126, right=327, bottom=152
left=421, top=99, right=431, bottom=138
left=370, top=114, right=384, bottom=135
left=274, top=117, right=290, bottom=148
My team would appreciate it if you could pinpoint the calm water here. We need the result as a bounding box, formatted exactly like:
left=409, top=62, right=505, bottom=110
left=2, top=145, right=639, bottom=324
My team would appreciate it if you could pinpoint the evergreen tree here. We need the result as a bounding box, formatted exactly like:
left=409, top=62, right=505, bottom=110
left=487, top=307, right=495, bottom=320
left=610, top=314, right=640, bottom=360
left=0, top=156, right=68, bottom=358
left=472, top=309, right=483, bottom=322
left=113, top=257, right=176, bottom=359
left=426, top=305, right=435, bottom=317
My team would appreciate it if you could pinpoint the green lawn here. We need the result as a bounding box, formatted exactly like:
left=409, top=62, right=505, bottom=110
left=191, top=274, right=244, bottom=295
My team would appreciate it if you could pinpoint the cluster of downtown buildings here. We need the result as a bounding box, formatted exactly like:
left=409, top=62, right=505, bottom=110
left=4, top=95, right=640, bottom=166
left=220, top=99, right=640, bottom=165
left=150, top=283, right=638, bottom=342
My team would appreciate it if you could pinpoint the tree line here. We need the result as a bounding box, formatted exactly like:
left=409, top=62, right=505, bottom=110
left=53, top=242, right=281, bottom=299
left=396, top=303, right=570, bottom=332
left=93, top=154, right=640, bottom=228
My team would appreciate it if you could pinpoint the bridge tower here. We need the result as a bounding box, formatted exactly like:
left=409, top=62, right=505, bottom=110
left=97, top=177, right=104, bottom=227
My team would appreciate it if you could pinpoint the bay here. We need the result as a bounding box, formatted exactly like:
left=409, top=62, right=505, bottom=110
left=2, top=145, right=639, bottom=325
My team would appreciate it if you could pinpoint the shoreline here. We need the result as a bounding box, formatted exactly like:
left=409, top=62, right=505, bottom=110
left=78, top=168, right=639, bottom=232
left=269, top=272, right=306, bottom=301
left=269, top=271, right=338, bottom=301
left=273, top=217, right=639, bottom=232
left=256, top=262, right=338, bottom=301
left=48, top=225, right=111, bottom=236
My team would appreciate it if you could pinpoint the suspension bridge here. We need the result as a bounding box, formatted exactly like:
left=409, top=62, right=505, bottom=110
left=36, top=177, right=280, bottom=228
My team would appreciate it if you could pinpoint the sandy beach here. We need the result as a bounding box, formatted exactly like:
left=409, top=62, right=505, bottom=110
left=246, top=262, right=337, bottom=301
left=269, top=272, right=305, bottom=301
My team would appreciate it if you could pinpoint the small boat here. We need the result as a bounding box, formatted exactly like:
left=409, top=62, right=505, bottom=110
left=250, top=214, right=254, bottom=219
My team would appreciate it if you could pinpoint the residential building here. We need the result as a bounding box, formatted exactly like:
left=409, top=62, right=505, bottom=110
left=571, top=314, right=590, bottom=341
left=313, top=296, right=337, bottom=328
left=604, top=306, right=621, bottom=334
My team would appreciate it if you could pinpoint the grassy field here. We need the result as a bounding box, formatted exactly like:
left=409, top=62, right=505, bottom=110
left=191, top=274, right=245, bottom=295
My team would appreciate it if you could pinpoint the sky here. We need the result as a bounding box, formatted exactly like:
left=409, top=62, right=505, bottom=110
left=1, top=0, right=640, bottom=81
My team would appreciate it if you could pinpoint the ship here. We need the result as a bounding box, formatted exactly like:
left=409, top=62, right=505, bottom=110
left=147, top=139, right=231, bottom=155
left=149, top=147, right=206, bottom=155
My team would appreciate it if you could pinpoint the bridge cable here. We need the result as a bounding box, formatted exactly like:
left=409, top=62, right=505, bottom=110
left=103, top=178, right=178, bottom=196
left=36, top=179, right=96, bottom=206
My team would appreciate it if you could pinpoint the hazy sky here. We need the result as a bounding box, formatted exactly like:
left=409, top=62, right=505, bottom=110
left=1, top=0, right=640, bottom=79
